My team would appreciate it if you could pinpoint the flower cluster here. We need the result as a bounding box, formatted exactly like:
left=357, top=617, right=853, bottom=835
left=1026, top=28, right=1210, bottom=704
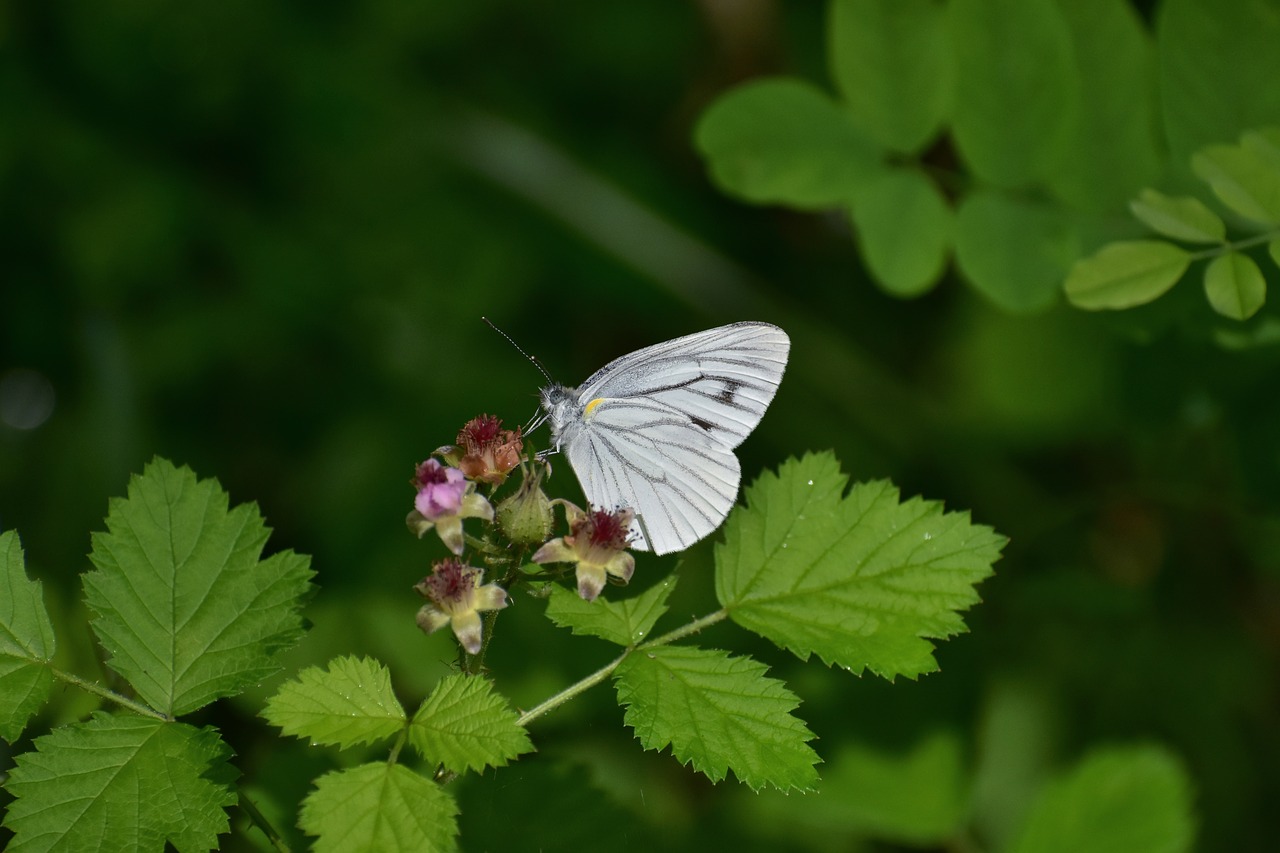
left=407, top=413, right=639, bottom=657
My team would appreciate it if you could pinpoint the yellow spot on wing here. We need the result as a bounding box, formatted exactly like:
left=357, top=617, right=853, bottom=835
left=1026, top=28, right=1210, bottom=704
left=584, top=398, right=606, bottom=419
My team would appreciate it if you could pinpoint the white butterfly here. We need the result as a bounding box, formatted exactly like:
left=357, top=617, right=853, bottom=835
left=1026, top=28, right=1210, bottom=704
left=538, top=321, right=790, bottom=555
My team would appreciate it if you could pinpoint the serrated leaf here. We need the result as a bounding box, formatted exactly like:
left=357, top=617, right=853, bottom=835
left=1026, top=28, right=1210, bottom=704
left=1047, top=0, right=1162, bottom=211
left=948, top=0, right=1076, bottom=187
left=829, top=0, right=950, bottom=153
left=82, top=457, right=315, bottom=716
left=614, top=645, right=819, bottom=791
left=850, top=166, right=952, bottom=298
left=3, top=712, right=237, bottom=852
left=544, top=576, right=677, bottom=646
left=717, top=453, right=1004, bottom=680
left=1064, top=240, right=1191, bottom=310
left=263, top=656, right=406, bottom=749
left=955, top=191, right=1079, bottom=314
left=1158, top=0, right=1280, bottom=170
left=1129, top=189, right=1225, bottom=243
left=408, top=673, right=532, bottom=773
left=0, top=531, right=56, bottom=743
left=1203, top=252, right=1266, bottom=320
left=1010, top=745, right=1195, bottom=853
left=694, top=77, right=883, bottom=209
left=1192, top=143, right=1280, bottom=225
left=300, top=762, right=459, bottom=853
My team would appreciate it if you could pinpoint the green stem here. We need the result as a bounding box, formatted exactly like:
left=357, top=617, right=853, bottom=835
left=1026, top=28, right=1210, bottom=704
left=50, top=668, right=168, bottom=720
left=1187, top=228, right=1280, bottom=261
left=238, top=793, right=292, bottom=853
left=517, top=649, right=629, bottom=727
left=515, top=607, right=730, bottom=728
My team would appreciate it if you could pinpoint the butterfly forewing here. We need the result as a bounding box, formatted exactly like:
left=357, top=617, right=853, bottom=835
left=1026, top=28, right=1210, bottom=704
left=574, top=323, right=790, bottom=449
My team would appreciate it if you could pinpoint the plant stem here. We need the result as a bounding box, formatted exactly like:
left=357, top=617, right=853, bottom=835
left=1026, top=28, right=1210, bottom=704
left=239, top=793, right=292, bottom=853
left=514, top=608, right=730, bottom=728
left=50, top=668, right=168, bottom=720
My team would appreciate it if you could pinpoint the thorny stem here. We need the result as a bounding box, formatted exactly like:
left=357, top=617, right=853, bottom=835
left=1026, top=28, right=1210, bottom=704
left=239, top=793, right=292, bottom=853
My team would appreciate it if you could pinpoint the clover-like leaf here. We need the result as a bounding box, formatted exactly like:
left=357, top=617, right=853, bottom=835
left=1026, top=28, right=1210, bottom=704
left=1064, top=240, right=1191, bottom=310
left=83, top=458, right=315, bottom=716
left=300, top=762, right=459, bottom=853
left=1203, top=251, right=1266, bottom=320
left=1129, top=189, right=1225, bottom=243
left=3, top=713, right=237, bottom=852
left=263, top=656, right=406, bottom=750
left=408, top=673, right=532, bottom=773
left=694, top=77, right=883, bottom=209
left=0, top=531, right=56, bottom=743
left=544, top=575, right=677, bottom=646
left=615, top=645, right=819, bottom=792
left=850, top=166, right=952, bottom=298
left=717, top=453, right=1004, bottom=680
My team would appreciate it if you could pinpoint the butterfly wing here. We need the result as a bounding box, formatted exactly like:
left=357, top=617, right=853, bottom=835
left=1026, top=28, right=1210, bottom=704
left=562, top=396, right=741, bottom=555
left=574, top=322, right=790, bottom=450
left=556, top=322, right=790, bottom=554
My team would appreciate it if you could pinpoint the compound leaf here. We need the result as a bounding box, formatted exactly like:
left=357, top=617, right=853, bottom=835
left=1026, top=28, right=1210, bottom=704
left=544, top=575, right=677, bottom=646
left=408, top=673, right=532, bottom=774
left=263, top=656, right=406, bottom=750
left=300, top=762, right=459, bottom=853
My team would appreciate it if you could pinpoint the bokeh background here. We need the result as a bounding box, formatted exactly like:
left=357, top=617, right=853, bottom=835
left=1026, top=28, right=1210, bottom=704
left=2, top=1, right=1277, bottom=850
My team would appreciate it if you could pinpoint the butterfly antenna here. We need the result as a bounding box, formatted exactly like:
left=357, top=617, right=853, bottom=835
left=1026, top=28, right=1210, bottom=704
left=483, top=316, right=554, bottom=384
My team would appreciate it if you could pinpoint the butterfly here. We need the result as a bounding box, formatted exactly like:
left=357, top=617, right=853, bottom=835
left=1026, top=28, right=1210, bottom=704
left=537, top=321, right=790, bottom=555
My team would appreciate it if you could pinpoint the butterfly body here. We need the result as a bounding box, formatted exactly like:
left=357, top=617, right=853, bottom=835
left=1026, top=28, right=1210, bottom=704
left=541, top=321, right=790, bottom=555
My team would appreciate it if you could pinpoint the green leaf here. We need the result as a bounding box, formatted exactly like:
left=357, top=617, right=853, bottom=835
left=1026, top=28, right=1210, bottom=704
left=1064, top=240, right=1191, bottom=310
left=1203, top=252, right=1266, bottom=320
left=1243, top=127, right=1280, bottom=173
left=1192, top=142, right=1280, bottom=225
left=1047, top=0, right=1162, bottom=211
left=82, top=457, right=315, bottom=716
left=3, top=713, right=237, bottom=852
left=1270, top=237, right=1280, bottom=270
left=694, top=77, right=883, bottom=209
left=1010, top=745, right=1196, bottom=853
left=1129, top=189, right=1226, bottom=243
left=955, top=191, right=1079, bottom=314
left=947, top=0, right=1076, bottom=187
left=300, top=762, right=459, bottom=853
left=263, top=655, right=406, bottom=750
left=544, top=575, right=677, bottom=645
left=828, top=0, right=950, bottom=153
left=717, top=453, right=1004, bottom=680
left=739, top=731, right=968, bottom=846
left=408, top=673, right=533, bottom=773
left=849, top=166, right=952, bottom=298
left=1158, top=0, right=1280, bottom=170
left=614, top=645, right=819, bottom=791
left=0, top=531, right=56, bottom=743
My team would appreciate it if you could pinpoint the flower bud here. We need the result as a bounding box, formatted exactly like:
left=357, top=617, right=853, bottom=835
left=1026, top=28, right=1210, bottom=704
left=496, top=462, right=553, bottom=547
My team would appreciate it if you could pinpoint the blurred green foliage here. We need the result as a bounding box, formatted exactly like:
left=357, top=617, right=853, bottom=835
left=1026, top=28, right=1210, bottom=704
left=2, top=0, right=1279, bottom=850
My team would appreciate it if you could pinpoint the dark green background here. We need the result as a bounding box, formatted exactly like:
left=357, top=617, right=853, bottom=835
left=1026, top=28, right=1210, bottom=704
left=2, top=2, right=1275, bottom=850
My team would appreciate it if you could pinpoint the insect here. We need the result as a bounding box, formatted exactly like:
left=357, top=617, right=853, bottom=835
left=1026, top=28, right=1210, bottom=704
left=536, top=321, right=790, bottom=555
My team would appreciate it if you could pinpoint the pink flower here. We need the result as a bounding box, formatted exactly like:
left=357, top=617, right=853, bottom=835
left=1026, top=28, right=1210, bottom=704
left=532, top=503, right=636, bottom=601
left=407, top=459, right=493, bottom=554
left=414, top=459, right=466, bottom=518
left=414, top=559, right=510, bottom=654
